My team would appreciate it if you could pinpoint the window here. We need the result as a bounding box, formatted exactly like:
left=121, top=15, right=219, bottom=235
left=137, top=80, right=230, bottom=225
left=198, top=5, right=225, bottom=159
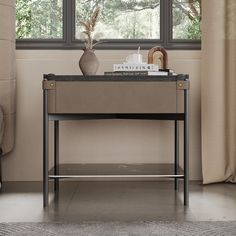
left=75, top=0, right=160, bottom=40
left=16, top=0, right=201, bottom=49
left=172, top=0, right=201, bottom=40
left=16, top=0, right=63, bottom=39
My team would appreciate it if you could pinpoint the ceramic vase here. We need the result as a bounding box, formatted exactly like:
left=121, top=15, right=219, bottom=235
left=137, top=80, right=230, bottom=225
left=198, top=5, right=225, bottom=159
left=79, top=49, right=99, bottom=75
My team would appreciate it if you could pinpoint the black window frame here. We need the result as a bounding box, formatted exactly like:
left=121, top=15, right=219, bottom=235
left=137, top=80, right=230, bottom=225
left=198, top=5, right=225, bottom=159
left=16, top=0, right=201, bottom=50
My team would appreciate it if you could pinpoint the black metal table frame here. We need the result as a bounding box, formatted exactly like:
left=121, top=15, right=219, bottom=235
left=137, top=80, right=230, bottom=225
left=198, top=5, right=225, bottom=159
left=43, top=85, right=189, bottom=208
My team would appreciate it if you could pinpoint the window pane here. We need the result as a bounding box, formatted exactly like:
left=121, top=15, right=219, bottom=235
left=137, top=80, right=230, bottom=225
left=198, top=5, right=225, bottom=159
left=172, top=0, right=201, bottom=40
left=75, top=0, right=160, bottom=40
left=16, top=0, right=63, bottom=39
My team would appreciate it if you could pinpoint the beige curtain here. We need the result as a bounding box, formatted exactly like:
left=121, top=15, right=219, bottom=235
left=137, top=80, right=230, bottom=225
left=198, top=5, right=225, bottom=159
left=0, top=0, right=16, bottom=155
left=202, top=0, right=236, bottom=183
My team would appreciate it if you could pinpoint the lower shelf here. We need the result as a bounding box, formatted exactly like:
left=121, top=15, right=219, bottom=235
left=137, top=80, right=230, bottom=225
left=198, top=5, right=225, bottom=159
left=49, top=163, right=184, bottom=179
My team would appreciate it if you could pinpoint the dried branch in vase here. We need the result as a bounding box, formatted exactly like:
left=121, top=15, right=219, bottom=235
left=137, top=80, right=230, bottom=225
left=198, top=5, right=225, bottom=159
left=79, top=6, right=103, bottom=50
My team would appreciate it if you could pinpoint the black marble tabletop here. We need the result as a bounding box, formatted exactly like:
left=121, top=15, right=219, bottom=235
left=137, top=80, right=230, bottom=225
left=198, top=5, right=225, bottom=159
left=44, top=74, right=189, bottom=81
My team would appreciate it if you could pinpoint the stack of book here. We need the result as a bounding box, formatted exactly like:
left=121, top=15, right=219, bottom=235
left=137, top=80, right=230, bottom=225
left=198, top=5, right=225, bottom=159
left=113, top=63, right=159, bottom=71
left=104, top=63, right=175, bottom=76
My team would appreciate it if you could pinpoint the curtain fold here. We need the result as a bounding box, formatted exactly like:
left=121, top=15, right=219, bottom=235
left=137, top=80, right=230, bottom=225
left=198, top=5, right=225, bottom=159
left=0, top=0, right=16, bottom=155
left=202, top=0, right=236, bottom=183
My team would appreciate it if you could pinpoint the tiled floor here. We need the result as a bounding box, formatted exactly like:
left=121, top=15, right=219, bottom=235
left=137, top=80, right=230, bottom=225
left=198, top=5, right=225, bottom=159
left=0, top=181, right=236, bottom=222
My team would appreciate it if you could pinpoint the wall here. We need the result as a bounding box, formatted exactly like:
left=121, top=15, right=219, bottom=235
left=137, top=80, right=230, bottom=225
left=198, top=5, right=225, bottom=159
left=2, top=50, right=201, bottom=181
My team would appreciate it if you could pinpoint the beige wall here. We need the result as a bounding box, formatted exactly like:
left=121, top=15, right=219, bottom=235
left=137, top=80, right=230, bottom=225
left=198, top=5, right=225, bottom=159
left=2, top=50, right=201, bottom=181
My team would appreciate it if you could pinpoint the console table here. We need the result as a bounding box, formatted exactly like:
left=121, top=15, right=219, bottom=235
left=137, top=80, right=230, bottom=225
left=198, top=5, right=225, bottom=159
left=42, top=74, right=189, bottom=207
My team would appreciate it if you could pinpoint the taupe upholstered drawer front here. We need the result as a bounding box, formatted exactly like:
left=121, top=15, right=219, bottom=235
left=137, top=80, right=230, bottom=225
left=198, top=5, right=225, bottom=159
left=47, top=81, right=179, bottom=114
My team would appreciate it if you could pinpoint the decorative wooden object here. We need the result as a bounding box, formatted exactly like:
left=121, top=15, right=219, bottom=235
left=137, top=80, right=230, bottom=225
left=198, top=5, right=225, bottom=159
left=148, top=46, right=168, bottom=69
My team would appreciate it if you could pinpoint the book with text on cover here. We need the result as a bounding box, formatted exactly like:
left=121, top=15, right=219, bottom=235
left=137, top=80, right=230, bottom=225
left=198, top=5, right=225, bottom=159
left=113, top=63, right=159, bottom=71
left=104, top=71, right=172, bottom=76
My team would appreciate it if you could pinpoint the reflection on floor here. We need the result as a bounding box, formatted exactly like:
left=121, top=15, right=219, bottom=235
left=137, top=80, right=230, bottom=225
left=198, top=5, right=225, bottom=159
left=0, top=181, right=236, bottom=222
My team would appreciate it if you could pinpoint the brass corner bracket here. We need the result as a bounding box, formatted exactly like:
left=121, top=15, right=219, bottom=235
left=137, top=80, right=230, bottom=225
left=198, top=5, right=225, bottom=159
left=177, top=80, right=190, bottom=90
left=42, top=80, right=56, bottom=90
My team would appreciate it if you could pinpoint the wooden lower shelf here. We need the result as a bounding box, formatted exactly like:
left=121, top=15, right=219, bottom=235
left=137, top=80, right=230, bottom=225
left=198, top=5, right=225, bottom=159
left=49, top=163, right=184, bottom=179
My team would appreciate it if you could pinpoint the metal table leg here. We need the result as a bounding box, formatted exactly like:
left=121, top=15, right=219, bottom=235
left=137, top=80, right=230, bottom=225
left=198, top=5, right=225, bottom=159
left=54, top=120, right=59, bottom=192
left=184, top=89, right=189, bottom=206
left=0, top=155, right=2, bottom=190
left=174, top=120, right=179, bottom=190
left=43, top=90, right=49, bottom=207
